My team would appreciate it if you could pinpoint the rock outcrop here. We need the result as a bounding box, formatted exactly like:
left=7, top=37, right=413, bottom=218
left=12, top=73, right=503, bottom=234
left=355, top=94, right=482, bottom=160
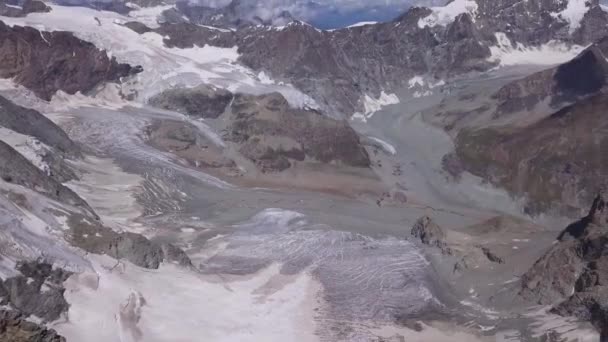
left=0, top=0, right=50, bottom=17
left=521, top=191, right=608, bottom=337
left=410, top=216, right=448, bottom=250
left=0, top=21, right=142, bottom=101
left=0, top=140, right=95, bottom=218
left=455, top=88, right=608, bottom=217
left=68, top=214, right=192, bottom=269
left=225, top=92, right=371, bottom=172
left=491, top=38, right=608, bottom=119
left=0, top=95, right=80, bottom=156
left=148, top=85, right=234, bottom=119
left=0, top=309, right=65, bottom=342
left=0, top=260, right=71, bottom=322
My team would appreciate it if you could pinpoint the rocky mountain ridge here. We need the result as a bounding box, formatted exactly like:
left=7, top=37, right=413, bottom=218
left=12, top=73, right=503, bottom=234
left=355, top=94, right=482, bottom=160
left=0, top=20, right=142, bottom=101
left=119, top=0, right=608, bottom=117
left=520, top=191, right=608, bottom=338
left=449, top=38, right=608, bottom=217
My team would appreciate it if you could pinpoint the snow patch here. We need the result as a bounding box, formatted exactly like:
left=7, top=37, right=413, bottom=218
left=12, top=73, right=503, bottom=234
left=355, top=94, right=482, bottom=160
left=128, top=5, right=174, bottom=29
left=418, top=0, right=478, bottom=28
left=551, top=0, right=591, bottom=33
left=352, top=91, right=400, bottom=122
left=346, top=21, right=377, bottom=28
left=407, top=76, right=445, bottom=98
left=368, top=136, right=397, bottom=155
left=489, top=32, right=585, bottom=66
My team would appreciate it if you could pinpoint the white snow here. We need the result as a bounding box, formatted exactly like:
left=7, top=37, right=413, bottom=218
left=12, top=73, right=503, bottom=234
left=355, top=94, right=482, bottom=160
left=257, top=71, right=278, bottom=85
left=0, top=5, right=318, bottom=110
left=407, top=76, right=445, bottom=98
left=551, top=0, right=591, bottom=33
left=352, top=91, right=400, bottom=122
left=408, top=76, right=425, bottom=88
left=418, top=0, right=478, bottom=28
left=127, top=5, right=174, bottom=29
left=489, top=32, right=586, bottom=67
left=54, top=255, right=320, bottom=342
left=368, top=136, right=397, bottom=155
left=346, top=21, right=377, bottom=28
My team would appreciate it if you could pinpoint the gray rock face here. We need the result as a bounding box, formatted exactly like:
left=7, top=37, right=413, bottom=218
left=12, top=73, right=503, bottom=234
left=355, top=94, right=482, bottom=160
left=0, top=95, right=80, bottom=157
left=147, top=0, right=608, bottom=117
left=0, top=260, right=72, bottom=322
left=161, top=243, right=193, bottom=267
left=488, top=38, right=608, bottom=118
left=0, top=21, right=142, bottom=101
left=0, top=94, right=80, bottom=183
left=0, top=309, right=65, bottom=342
left=68, top=214, right=192, bottom=269
left=0, top=140, right=95, bottom=218
left=452, top=39, right=608, bottom=217
left=0, top=0, right=50, bottom=17
left=148, top=85, right=234, bottom=119
left=225, top=92, right=371, bottom=172
left=410, top=216, right=448, bottom=250
left=521, top=192, right=608, bottom=338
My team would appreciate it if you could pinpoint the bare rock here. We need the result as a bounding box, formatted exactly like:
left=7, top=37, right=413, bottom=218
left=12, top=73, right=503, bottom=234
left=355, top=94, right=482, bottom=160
left=0, top=21, right=142, bottom=101
left=226, top=92, right=370, bottom=172
left=0, top=260, right=72, bottom=323
left=0, top=95, right=80, bottom=156
left=0, top=140, right=96, bottom=218
left=148, top=84, right=234, bottom=119
left=0, top=0, right=50, bottom=17
left=410, top=216, right=450, bottom=254
left=0, top=309, right=65, bottom=342
left=68, top=214, right=192, bottom=269
left=161, top=243, right=193, bottom=267
left=480, top=246, right=505, bottom=264
left=521, top=191, right=608, bottom=337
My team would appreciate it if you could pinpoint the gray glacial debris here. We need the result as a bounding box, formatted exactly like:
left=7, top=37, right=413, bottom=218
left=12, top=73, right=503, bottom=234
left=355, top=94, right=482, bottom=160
left=148, top=84, right=234, bottom=119
left=0, top=260, right=71, bottom=322
left=0, top=309, right=65, bottom=342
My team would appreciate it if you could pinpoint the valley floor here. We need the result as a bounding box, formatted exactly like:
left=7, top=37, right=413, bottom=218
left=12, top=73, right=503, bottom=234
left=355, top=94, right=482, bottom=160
left=26, top=73, right=597, bottom=341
